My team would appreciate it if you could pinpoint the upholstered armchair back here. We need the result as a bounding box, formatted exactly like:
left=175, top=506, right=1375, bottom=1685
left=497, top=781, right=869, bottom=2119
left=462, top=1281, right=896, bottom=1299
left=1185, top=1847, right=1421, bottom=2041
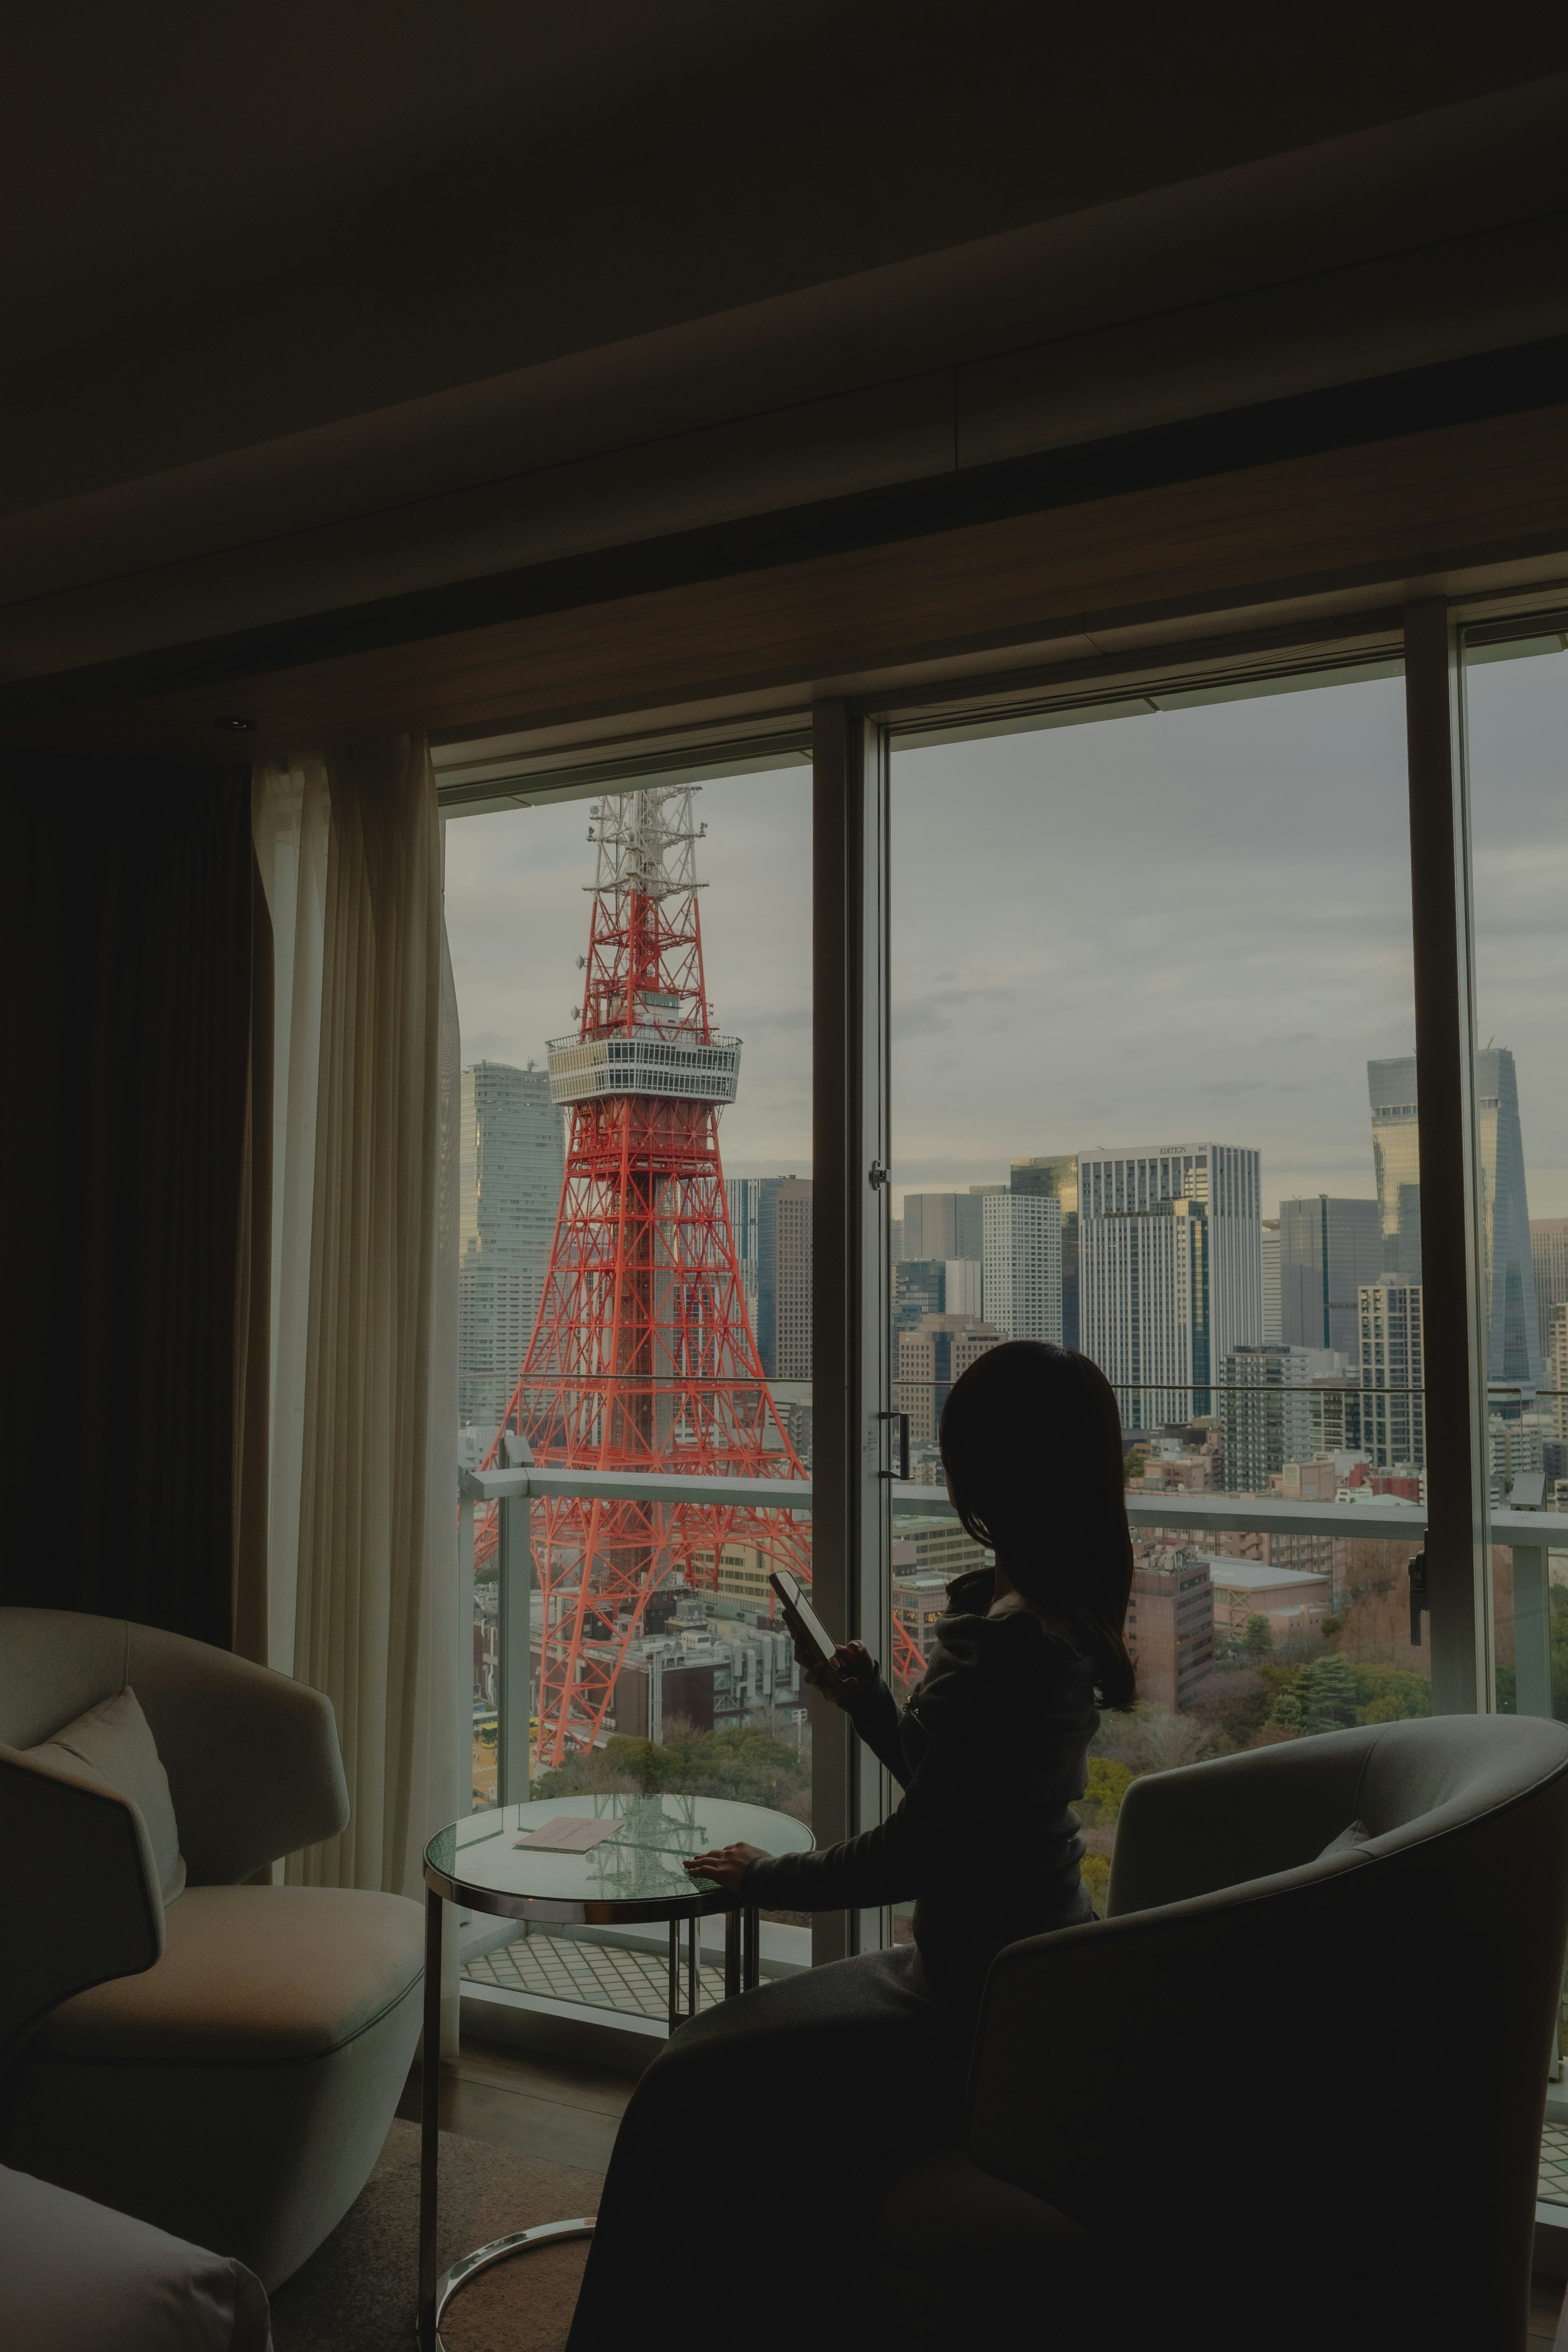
left=0, top=1609, right=348, bottom=1884
left=964, top=1715, right=1568, bottom=2352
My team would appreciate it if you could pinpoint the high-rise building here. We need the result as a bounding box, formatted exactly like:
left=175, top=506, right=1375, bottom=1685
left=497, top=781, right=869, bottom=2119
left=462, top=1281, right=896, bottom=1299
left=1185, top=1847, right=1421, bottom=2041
left=1369, top=1049, right=1541, bottom=1384
left=982, top=1192, right=1062, bottom=1344
left=1261, top=1219, right=1281, bottom=1344
left=726, top=1175, right=762, bottom=1330
left=458, top=1062, right=565, bottom=1432
left=943, top=1258, right=984, bottom=1318
left=894, top=1259, right=947, bottom=1332
left=1358, top=1279, right=1426, bottom=1470
left=1477, top=1047, right=1542, bottom=1385
left=897, top=1313, right=1002, bottom=1441
left=1077, top=1143, right=1263, bottom=1429
left=1368, top=1057, right=1423, bottom=1284
left=1550, top=1301, right=1568, bottom=1443
left=1220, top=1343, right=1344, bottom=1492
left=755, top=1175, right=813, bottom=1379
left=901, top=1191, right=985, bottom=1263
left=1011, top=1156, right=1080, bottom=1348
left=1532, top=1220, right=1568, bottom=1363
left=1278, top=1196, right=1383, bottom=1356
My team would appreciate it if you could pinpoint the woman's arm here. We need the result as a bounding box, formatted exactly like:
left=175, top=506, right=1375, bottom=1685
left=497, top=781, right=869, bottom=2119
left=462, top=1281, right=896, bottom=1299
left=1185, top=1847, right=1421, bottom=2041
left=733, top=1661, right=986, bottom=1911
left=843, top=1671, right=909, bottom=1787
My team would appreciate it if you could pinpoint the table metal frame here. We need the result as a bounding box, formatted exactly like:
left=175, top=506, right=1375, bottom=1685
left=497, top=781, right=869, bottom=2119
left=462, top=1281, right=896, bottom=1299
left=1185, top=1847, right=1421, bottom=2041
left=418, top=1851, right=763, bottom=2350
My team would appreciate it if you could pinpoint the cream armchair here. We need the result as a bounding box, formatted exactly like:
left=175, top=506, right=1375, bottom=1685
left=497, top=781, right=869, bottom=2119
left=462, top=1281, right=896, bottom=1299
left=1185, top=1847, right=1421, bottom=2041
left=0, top=1607, right=424, bottom=2290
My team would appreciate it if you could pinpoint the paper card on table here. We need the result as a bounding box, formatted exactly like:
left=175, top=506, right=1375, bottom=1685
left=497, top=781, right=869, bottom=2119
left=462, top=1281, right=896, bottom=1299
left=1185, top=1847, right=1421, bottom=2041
left=514, top=1817, right=622, bottom=1853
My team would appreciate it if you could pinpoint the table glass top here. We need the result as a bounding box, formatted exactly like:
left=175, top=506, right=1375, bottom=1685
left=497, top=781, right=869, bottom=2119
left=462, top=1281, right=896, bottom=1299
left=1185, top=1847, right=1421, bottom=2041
left=426, top=1792, right=814, bottom=1911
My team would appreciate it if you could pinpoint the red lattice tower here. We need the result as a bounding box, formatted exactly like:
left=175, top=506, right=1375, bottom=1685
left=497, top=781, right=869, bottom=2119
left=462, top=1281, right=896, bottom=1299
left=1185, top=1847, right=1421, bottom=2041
left=480, top=785, right=815, bottom=1765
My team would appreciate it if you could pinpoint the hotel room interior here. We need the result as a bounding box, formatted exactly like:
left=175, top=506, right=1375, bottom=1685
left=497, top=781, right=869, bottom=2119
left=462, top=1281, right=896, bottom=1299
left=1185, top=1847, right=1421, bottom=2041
left=6, top=9, right=1568, bottom=2348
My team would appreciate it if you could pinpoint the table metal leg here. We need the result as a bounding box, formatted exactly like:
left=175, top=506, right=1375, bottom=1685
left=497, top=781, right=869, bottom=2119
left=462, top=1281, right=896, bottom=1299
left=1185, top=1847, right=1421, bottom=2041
left=667, top=1919, right=680, bottom=2034
left=416, top=1883, right=594, bottom=2348
left=724, top=1907, right=740, bottom=1997
left=687, top=1914, right=699, bottom=2019
left=418, top=1889, right=443, bottom=2352
left=742, top=1905, right=760, bottom=1990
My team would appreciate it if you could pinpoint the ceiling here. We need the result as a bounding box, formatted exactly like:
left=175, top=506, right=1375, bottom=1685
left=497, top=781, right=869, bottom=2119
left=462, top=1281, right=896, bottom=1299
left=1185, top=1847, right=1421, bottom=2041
left=9, top=5, right=1568, bottom=514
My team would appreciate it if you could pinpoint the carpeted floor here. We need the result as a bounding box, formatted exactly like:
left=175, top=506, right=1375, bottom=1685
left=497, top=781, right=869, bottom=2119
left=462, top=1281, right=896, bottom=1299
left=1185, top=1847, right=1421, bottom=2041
left=268, top=2118, right=601, bottom=2352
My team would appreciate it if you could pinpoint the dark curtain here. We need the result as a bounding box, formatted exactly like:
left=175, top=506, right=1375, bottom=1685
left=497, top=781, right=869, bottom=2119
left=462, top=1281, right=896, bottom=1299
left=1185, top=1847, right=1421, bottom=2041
left=0, top=757, right=270, bottom=1652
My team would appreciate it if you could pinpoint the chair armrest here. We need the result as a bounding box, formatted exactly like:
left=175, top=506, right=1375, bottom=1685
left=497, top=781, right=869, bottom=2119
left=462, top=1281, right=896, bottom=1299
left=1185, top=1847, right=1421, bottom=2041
left=1107, top=1724, right=1376, bottom=1916
left=0, top=1749, right=163, bottom=2067
left=125, top=1629, right=349, bottom=1883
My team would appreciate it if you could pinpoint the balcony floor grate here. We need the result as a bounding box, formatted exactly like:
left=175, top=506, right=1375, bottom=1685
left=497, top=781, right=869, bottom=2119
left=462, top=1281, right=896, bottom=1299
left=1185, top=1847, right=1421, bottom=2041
left=463, top=1927, right=734, bottom=2022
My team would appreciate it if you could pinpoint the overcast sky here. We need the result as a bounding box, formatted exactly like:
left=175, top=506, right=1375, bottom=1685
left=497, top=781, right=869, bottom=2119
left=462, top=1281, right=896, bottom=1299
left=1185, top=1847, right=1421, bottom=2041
left=443, top=645, right=1568, bottom=1225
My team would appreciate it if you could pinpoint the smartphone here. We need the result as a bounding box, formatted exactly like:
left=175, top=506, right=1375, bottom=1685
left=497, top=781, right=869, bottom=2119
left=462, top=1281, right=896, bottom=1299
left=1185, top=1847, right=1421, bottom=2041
left=769, top=1569, right=844, bottom=1684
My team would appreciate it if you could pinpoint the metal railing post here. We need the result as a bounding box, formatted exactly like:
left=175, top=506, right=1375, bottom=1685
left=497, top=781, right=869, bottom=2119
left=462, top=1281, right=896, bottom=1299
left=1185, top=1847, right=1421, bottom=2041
left=499, top=1486, right=533, bottom=1805
left=456, top=1485, right=477, bottom=1809
left=1512, top=1544, right=1553, bottom=1721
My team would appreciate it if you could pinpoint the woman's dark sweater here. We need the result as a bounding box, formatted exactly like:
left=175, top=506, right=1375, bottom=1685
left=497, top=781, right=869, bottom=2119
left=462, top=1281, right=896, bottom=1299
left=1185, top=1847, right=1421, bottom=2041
left=742, top=1568, right=1100, bottom=2011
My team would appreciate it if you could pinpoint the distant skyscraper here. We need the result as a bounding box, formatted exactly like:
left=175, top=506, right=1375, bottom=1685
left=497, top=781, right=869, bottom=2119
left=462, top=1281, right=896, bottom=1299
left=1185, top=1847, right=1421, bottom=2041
left=894, top=1259, right=947, bottom=1333
left=1370, top=1048, right=1541, bottom=1383
left=1550, top=1301, right=1568, bottom=1443
left=897, top=1314, right=1002, bottom=1441
left=1220, top=1343, right=1343, bottom=1492
left=1279, top=1196, right=1383, bottom=1356
left=1358, top=1278, right=1426, bottom=1471
left=1078, top=1143, right=1263, bottom=1429
left=1532, top=1220, right=1568, bottom=1363
left=943, top=1259, right=984, bottom=1318
left=726, top=1176, right=762, bottom=1330
left=756, top=1176, right=813, bottom=1379
left=1368, top=1058, right=1422, bottom=1284
left=1012, top=1156, right=1080, bottom=1348
left=1477, top=1047, right=1542, bottom=1385
left=1261, top=1220, right=1281, bottom=1345
left=982, top=1193, right=1062, bottom=1344
left=901, top=1191, right=985, bottom=1264
left=459, top=1062, right=565, bottom=1432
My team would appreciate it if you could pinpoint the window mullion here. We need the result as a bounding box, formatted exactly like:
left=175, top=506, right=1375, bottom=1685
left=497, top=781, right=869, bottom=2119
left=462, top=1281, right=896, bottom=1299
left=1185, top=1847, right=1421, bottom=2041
left=1404, top=597, right=1489, bottom=1712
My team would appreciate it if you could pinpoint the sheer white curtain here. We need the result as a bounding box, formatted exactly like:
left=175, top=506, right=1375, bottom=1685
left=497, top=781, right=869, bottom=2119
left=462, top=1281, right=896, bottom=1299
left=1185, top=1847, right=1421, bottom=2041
left=254, top=740, right=459, bottom=1907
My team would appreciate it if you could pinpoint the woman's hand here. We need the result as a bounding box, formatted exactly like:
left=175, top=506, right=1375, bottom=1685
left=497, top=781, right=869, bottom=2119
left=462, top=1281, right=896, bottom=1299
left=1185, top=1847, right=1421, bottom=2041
left=799, top=1637, right=877, bottom=1706
left=683, top=1841, right=768, bottom=1891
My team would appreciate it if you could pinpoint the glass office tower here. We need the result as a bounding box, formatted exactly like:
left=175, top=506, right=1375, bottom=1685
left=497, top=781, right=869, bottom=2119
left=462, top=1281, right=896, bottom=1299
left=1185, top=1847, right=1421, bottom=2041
left=1368, top=1056, right=1423, bottom=1285
left=1278, top=1195, right=1383, bottom=1357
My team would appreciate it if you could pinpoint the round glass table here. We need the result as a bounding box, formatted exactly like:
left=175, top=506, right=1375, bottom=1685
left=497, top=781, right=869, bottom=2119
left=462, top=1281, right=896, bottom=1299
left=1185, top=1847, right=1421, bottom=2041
left=418, top=1791, right=814, bottom=2350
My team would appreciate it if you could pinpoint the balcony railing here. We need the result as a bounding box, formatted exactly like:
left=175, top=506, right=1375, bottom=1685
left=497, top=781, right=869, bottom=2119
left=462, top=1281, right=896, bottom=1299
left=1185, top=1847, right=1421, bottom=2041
left=458, top=1461, right=1568, bottom=1794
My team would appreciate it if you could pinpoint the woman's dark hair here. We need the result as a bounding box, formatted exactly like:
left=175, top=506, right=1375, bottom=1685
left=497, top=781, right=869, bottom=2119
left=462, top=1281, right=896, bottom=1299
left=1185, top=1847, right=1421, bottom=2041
left=939, top=1341, right=1136, bottom=1709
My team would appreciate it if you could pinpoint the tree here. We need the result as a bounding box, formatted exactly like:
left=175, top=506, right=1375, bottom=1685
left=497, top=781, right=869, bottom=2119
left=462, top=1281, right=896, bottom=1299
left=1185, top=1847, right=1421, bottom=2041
left=1243, top=1615, right=1275, bottom=1660
left=1078, top=1755, right=1135, bottom=1827
left=1265, top=1688, right=1306, bottom=1736
left=1303, top=1653, right=1358, bottom=1735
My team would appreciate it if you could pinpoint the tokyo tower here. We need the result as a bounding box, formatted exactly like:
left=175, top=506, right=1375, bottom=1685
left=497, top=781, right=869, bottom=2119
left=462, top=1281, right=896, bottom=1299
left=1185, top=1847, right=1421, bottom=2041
left=483, top=786, right=811, bottom=1766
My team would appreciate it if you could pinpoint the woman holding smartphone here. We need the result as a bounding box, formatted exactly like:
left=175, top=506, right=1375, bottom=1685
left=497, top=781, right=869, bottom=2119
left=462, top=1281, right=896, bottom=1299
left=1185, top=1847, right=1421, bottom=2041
left=566, top=1341, right=1135, bottom=2352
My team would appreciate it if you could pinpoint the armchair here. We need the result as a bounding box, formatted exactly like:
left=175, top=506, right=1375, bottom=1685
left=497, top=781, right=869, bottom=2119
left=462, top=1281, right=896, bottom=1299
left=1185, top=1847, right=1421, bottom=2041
left=0, top=1607, right=424, bottom=2290
left=877, top=1715, right=1568, bottom=2352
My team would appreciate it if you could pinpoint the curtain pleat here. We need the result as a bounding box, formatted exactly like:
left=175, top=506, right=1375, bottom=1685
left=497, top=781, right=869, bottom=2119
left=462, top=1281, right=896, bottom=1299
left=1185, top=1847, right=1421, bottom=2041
left=231, top=845, right=273, bottom=1667
left=283, top=739, right=459, bottom=1898
left=254, top=759, right=331, bottom=1676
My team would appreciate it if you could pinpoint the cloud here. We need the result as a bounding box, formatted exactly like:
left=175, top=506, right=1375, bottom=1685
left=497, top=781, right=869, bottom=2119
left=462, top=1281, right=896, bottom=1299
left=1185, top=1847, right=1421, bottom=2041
left=442, top=653, right=1568, bottom=1223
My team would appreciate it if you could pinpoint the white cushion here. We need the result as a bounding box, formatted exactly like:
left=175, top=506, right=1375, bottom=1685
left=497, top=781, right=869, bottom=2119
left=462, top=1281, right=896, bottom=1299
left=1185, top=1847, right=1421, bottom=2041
left=0, top=2163, right=271, bottom=2351
left=26, top=1688, right=186, bottom=1904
